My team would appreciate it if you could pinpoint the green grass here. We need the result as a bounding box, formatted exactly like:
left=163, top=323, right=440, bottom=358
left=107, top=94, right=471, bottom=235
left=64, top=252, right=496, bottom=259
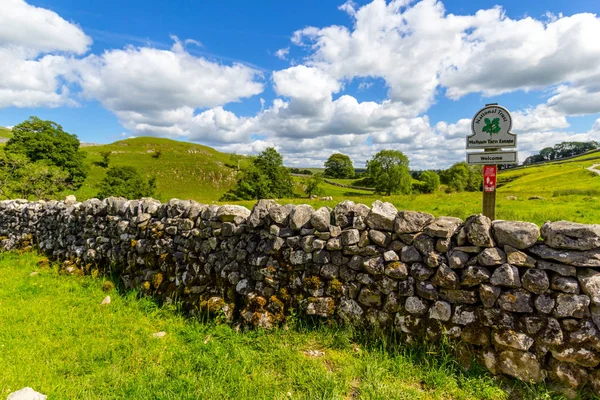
left=72, top=137, right=248, bottom=203
left=0, top=251, right=561, bottom=400
left=0, top=126, right=12, bottom=139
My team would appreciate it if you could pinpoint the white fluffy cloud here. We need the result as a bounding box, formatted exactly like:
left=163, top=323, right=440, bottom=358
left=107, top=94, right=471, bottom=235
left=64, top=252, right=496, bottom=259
left=1, top=0, right=600, bottom=169
left=0, top=0, right=91, bottom=108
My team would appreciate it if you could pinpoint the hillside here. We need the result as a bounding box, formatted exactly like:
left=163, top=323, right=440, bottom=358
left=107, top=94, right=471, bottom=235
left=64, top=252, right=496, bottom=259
left=75, top=137, right=247, bottom=203
left=0, top=126, right=12, bottom=140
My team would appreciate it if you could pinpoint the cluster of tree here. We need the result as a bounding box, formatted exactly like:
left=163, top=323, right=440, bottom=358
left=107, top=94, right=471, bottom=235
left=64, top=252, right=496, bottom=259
left=0, top=117, right=88, bottom=199
left=289, top=168, right=313, bottom=175
left=524, top=141, right=599, bottom=165
left=221, top=148, right=294, bottom=201
left=439, top=162, right=483, bottom=192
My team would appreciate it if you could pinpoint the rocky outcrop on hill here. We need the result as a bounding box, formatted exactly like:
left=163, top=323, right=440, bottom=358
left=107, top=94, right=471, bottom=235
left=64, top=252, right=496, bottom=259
left=1, top=197, right=600, bottom=396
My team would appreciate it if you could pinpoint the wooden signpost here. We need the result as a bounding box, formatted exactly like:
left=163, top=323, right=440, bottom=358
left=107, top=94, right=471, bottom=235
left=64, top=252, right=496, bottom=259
left=466, top=104, right=518, bottom=220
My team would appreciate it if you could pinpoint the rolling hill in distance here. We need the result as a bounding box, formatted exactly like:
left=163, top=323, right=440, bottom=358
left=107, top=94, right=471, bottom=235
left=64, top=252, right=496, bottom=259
left=0, top=127, right=598, bottom=225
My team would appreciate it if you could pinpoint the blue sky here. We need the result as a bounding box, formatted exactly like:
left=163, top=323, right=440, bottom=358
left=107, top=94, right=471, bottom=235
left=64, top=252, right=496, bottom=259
left=1, top=0, right=600, bottom=168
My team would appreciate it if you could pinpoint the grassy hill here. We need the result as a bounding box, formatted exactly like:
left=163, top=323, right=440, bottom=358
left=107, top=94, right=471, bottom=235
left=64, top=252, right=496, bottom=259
left=0, top=126, right=12, bottom=140
left=74, top=137, right=247, bottom=203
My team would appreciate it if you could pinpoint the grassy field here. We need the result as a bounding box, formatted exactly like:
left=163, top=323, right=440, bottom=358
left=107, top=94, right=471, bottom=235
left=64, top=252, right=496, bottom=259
left=0, top=251, right=561, bottom=400
left=72, top=137, right=248, bottom=203
left=0, top=126, right=12, bottom=139
left=0, top=130, right=598, bottom=224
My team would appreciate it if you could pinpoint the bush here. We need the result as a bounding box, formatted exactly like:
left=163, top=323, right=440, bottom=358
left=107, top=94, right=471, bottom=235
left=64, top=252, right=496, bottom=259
left=98, top=166, right=156, bottom=199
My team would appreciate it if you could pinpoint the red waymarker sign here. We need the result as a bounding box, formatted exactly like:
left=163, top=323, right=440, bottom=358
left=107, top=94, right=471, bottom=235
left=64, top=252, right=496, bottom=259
left=483, top=165, right=497, bottom=192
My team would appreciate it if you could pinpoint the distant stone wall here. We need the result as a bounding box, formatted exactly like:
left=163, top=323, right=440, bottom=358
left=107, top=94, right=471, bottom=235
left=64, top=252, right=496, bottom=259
left=2, top=197, right=600, bottom=396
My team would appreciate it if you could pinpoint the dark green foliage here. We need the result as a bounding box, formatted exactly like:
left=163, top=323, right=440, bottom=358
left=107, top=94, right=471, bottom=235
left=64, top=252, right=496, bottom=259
left=97, top=166, right=156, bottom=199
left=289, top=168, right=313, bottom=175
left=5, top=117, right=87, bottom=187
left=440, top=162, right=482, bottom=192
left=96, top=151, right=111, bottom=168
left=222, top=147, right=294, bottom=200
left=151, top=149, right=162, bottom=159
left=416, top=170, right=440, bottom=193
left=524, top=141, right=599, bottom=164
left=366, top=150, right=411, bottom=196
left=0, top=153, right=69, bottom=200
left=303, top=173, right=324, bottom=197
left=324, top=153, right=355, bottom=178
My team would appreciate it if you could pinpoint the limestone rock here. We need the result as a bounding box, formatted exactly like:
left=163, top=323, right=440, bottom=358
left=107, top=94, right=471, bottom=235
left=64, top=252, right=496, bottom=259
left=358, top=288, right=382, bottom=307
left=424, top=217, right=462, bottom=239
left=395, top=210, right=434, bottom=234
left=461, top=266, right=491, bottom=287
left=551, top=346, right=600, bottom=368
left=410, top=263, right=435, bottom=281
left=551, top=276, right=580, bottom=294
left=498, top=350, right=543, bottom=383
left=311, top=207, right=332, bottom=232
left=341, top=229, right=360, bottom=246
left=216, top=205, right=251, bottom=224
left=578, top=269, right=600, bottom=305
left=384, top=261, right=408, bottom=280
left=401, top=245, right=422, bottom=263
left=492, top=220, right=540, bottom=249
left=498, top=289, right=533, bottom=313
left=366, top=201, right=397, bottom=231
left=530, top=245, right=600, bottom=267
left=429, top=301, right=452, bottom=321
left=554, top=294, right=590, bottom=318
left=478, top=248, right=506, bottom=266
left=535, top=294, right=556, bottom=314
left=521, top=269, right=549, bottom=295
left=505, top=245, right=536, bottom=267
left=493, top=330, right=534, bottom=351
left=431, top=264, right=460, bottom=289
left=248, top=199, right=279, bottom=228
left=479, top=284, right=501, bottom=308
left=405, top=296, right=429, bottom=315
left=290, top=205, right=315, bottom=231
left=7, top=388, right=47, bottom=400
left=465, top=214, right=495, bottom=247
left=100, top=295, right=111, bottom=305
left=269, top=204, right=294, bottom=224
left=490, top=264, right=521, bottom=288
left=542, top=220, right=600, bottom=251
left=448, top=250, right=470, bottom=269
left=538, top=260, right=577, bottom=277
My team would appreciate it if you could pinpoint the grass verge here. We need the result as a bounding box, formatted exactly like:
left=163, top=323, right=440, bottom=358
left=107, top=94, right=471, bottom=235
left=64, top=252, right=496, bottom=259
left=0, top=252, right=565, bottom=399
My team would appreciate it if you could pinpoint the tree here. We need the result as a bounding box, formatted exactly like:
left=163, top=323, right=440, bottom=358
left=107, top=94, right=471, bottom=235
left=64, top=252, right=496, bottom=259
left=0, top=153, right=69, bottom=200
left=440, top=162, right=482, bottom=192
left=303, top=173, right=324, bottom=198
left=97, top=166, right=156, bottom=199
left=418, top=170, right=440, bottom=193
left=5, top=117, right=87, bottom=187
left=222, top=147, right=294, bottom=200
left=324, top=153, right=355, bottom=178
left=98, top=151, right=111, bottom=168
left=366, top=150, right=411, bottom=196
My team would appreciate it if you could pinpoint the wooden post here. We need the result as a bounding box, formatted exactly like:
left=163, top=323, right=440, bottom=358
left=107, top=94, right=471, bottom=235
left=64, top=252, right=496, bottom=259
left=482, top=148, right=498, bottom=220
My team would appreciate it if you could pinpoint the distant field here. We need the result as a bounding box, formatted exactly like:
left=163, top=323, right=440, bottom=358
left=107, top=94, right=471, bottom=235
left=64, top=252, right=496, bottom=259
left=0, top=130, right=598, bottom=224
left=0, top=251, right=554, bottom=399
left=235, top=152, right=600, bottom=225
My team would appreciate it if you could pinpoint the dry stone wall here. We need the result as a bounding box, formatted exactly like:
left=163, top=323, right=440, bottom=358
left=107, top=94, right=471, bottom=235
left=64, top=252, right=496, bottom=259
left=2, top=197, right=600, bottom=395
